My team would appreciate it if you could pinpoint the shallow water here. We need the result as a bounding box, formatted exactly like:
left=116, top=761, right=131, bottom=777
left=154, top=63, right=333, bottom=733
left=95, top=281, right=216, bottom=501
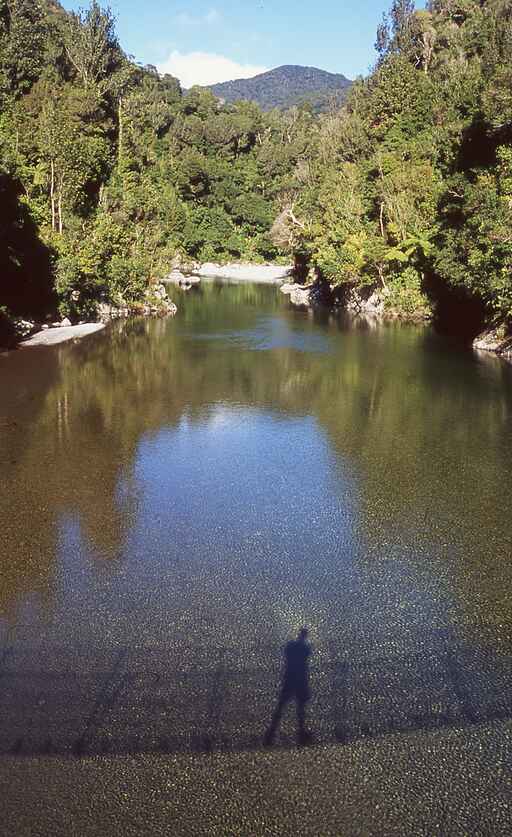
left=1, top=283, right=511, bottom=755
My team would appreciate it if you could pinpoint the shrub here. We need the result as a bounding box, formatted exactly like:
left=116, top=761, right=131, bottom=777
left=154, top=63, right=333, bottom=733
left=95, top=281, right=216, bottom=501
left=384, top=268, right=432, bottom=320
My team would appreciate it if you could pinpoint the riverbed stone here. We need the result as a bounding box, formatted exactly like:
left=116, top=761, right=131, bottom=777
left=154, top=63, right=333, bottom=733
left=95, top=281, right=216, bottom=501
left=196, top=262, right=293, bottom=283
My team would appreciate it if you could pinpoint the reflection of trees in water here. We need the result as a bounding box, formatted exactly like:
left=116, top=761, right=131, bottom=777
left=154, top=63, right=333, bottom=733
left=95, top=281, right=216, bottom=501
left=1, top=282, right=512, bottom=622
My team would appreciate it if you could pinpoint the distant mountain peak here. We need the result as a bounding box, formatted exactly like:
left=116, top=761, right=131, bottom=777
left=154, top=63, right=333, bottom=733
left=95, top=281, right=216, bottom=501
left=204, top=65, right=353, bottom=112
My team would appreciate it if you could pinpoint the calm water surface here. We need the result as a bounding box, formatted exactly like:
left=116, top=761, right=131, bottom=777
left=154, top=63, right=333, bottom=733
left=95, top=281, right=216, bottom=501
left=1, top=283, right=511, bottom=753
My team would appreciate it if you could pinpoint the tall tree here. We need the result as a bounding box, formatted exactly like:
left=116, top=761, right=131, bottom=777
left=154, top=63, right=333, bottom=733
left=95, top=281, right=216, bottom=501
left=62, top=0, right=126, bottom=96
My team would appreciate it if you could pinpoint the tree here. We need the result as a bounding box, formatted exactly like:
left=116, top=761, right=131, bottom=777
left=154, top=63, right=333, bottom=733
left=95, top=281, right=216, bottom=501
left=0, top=0, right=47, bottom=94
left=62, top=1, right=127, bottom=97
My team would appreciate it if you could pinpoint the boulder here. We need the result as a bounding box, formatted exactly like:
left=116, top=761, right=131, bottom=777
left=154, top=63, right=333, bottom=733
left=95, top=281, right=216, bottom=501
left=14, top=319, right=38, bottom=338
left=345, top=288, right=386, bottom=317
left=164, top=270, right=201, bottom=288
left=473, top=320, right=512, bottom=359
left=280, top=282, right=312, bottom=306
left=163, top=270, right=187, bottom=285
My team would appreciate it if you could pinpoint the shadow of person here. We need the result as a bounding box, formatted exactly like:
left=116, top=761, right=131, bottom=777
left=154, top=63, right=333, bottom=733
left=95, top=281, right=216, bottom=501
left=264, top=628, right=313, bottom=747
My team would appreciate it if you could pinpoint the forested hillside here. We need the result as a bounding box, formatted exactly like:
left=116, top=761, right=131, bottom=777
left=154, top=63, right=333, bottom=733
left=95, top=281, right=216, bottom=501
left=206, top=66, right=352, bottom=112
left=287, top=0, right=512, bottom=330
left=0, top=0, right=310, bottom=328
left=1, top=0, right=511, bottom=345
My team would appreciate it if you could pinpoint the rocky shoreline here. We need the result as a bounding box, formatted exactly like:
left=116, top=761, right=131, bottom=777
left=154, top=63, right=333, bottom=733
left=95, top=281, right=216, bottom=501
left=95, top=282, right=177, bottom=323
left=5, top=283, right=177, bottom=351
left=280, top=281, right=430, bottom=320
left=21, top=323, right=106, bottom=347
left=473, top=320, right=512, bottom=361
left=5, top=262, right=511, bottom=363
left=281, top=281, right=512, bottom=363
left=163, top=261, right=294, bottom=287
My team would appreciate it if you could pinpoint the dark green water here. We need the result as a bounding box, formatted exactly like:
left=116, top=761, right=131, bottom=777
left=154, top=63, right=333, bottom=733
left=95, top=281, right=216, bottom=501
left=1, top=283, right=511, bottom=754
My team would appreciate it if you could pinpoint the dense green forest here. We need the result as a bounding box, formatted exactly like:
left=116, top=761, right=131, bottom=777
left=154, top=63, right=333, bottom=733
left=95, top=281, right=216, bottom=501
left=206, top=65, right=353, bottom=113
left=1, top=0, right=511, bottom=344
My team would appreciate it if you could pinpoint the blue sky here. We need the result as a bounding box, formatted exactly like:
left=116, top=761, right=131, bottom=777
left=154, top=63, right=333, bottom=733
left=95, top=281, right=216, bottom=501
left=60, top=1, right=392, bottom=86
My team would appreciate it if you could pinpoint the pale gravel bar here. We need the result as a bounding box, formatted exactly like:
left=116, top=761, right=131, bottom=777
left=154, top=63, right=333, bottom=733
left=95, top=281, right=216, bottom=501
left=21, top=323, right=105, bottom=347
left=194, top=262, right=294, bottom=283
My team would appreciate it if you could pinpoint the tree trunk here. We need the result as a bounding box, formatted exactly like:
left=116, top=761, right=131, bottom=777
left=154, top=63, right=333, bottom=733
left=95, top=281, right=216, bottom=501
left=118, top=98, right=123, bottom=169
left=50, top=160, right=56, bottom=232
left=58, top=183, right=63, bottom=235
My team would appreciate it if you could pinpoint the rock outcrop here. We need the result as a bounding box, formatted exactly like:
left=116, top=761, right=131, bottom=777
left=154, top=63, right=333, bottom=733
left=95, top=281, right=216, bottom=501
left=473, top=320, right=512, bottom=360
left=280, top=282, right=313, bottom=306
left=97, top=284, right=177, bottom=322
left=344, top=288, right=386, bottom=318
left=280, top=281, right=333, bottom=308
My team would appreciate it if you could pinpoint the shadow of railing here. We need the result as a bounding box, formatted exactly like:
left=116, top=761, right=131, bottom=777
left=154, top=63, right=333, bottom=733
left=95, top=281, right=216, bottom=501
left=1, top=628, right=511, bottom=758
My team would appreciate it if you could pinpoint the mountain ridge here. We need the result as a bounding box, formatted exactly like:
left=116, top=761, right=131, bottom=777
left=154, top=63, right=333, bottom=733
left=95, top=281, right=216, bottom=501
left=204, top=64, right=353, bottom=112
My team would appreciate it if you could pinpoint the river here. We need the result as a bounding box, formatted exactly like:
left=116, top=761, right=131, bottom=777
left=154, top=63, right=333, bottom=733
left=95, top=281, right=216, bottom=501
left=1, top=282, right=511, bottom=759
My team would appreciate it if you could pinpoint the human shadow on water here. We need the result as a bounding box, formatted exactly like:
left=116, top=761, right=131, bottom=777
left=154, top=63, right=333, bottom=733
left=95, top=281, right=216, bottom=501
left=264, top=628, right=314, bottom=747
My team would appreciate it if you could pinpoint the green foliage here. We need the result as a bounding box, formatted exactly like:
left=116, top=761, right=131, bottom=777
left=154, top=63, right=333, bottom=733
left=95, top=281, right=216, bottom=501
left=206, top=66, right=352, bottom=113
left=1, top=0, right=512, bottom=329
left=290, top=0, right=512, bottom=321
left=384, top=267, right=432, bottom=318
left=0, top=0, right=48, bottom=95
left=62, top=0, right=128, bottom=97
left=0, top=0, right=306, bottom=320
left=0, top=169, right=55, bottom=316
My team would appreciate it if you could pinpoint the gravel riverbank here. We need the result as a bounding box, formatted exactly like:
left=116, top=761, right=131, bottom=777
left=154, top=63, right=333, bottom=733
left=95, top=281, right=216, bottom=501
left=21, top=323, right=105, bottom=347
left=192, top=262, right=294, bottom=283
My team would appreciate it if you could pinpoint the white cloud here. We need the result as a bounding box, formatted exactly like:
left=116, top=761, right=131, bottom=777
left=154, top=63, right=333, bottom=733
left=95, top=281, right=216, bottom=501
left=175, top=9, right=220, bottom=26
left=158, top=50, right=268, bottom=88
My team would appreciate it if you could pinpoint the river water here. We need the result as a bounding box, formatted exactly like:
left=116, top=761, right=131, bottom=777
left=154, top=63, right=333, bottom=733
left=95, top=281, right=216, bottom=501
left=1, top=283, right=511, bottom=755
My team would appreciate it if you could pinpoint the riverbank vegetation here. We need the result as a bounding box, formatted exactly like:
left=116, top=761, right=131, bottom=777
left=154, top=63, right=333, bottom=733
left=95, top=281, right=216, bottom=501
left=0, top=0, right=511, bottom=343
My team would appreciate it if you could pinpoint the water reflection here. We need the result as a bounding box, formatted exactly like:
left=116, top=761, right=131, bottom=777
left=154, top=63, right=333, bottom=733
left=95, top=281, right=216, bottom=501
left=0, top=282, right=511, bottom=647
